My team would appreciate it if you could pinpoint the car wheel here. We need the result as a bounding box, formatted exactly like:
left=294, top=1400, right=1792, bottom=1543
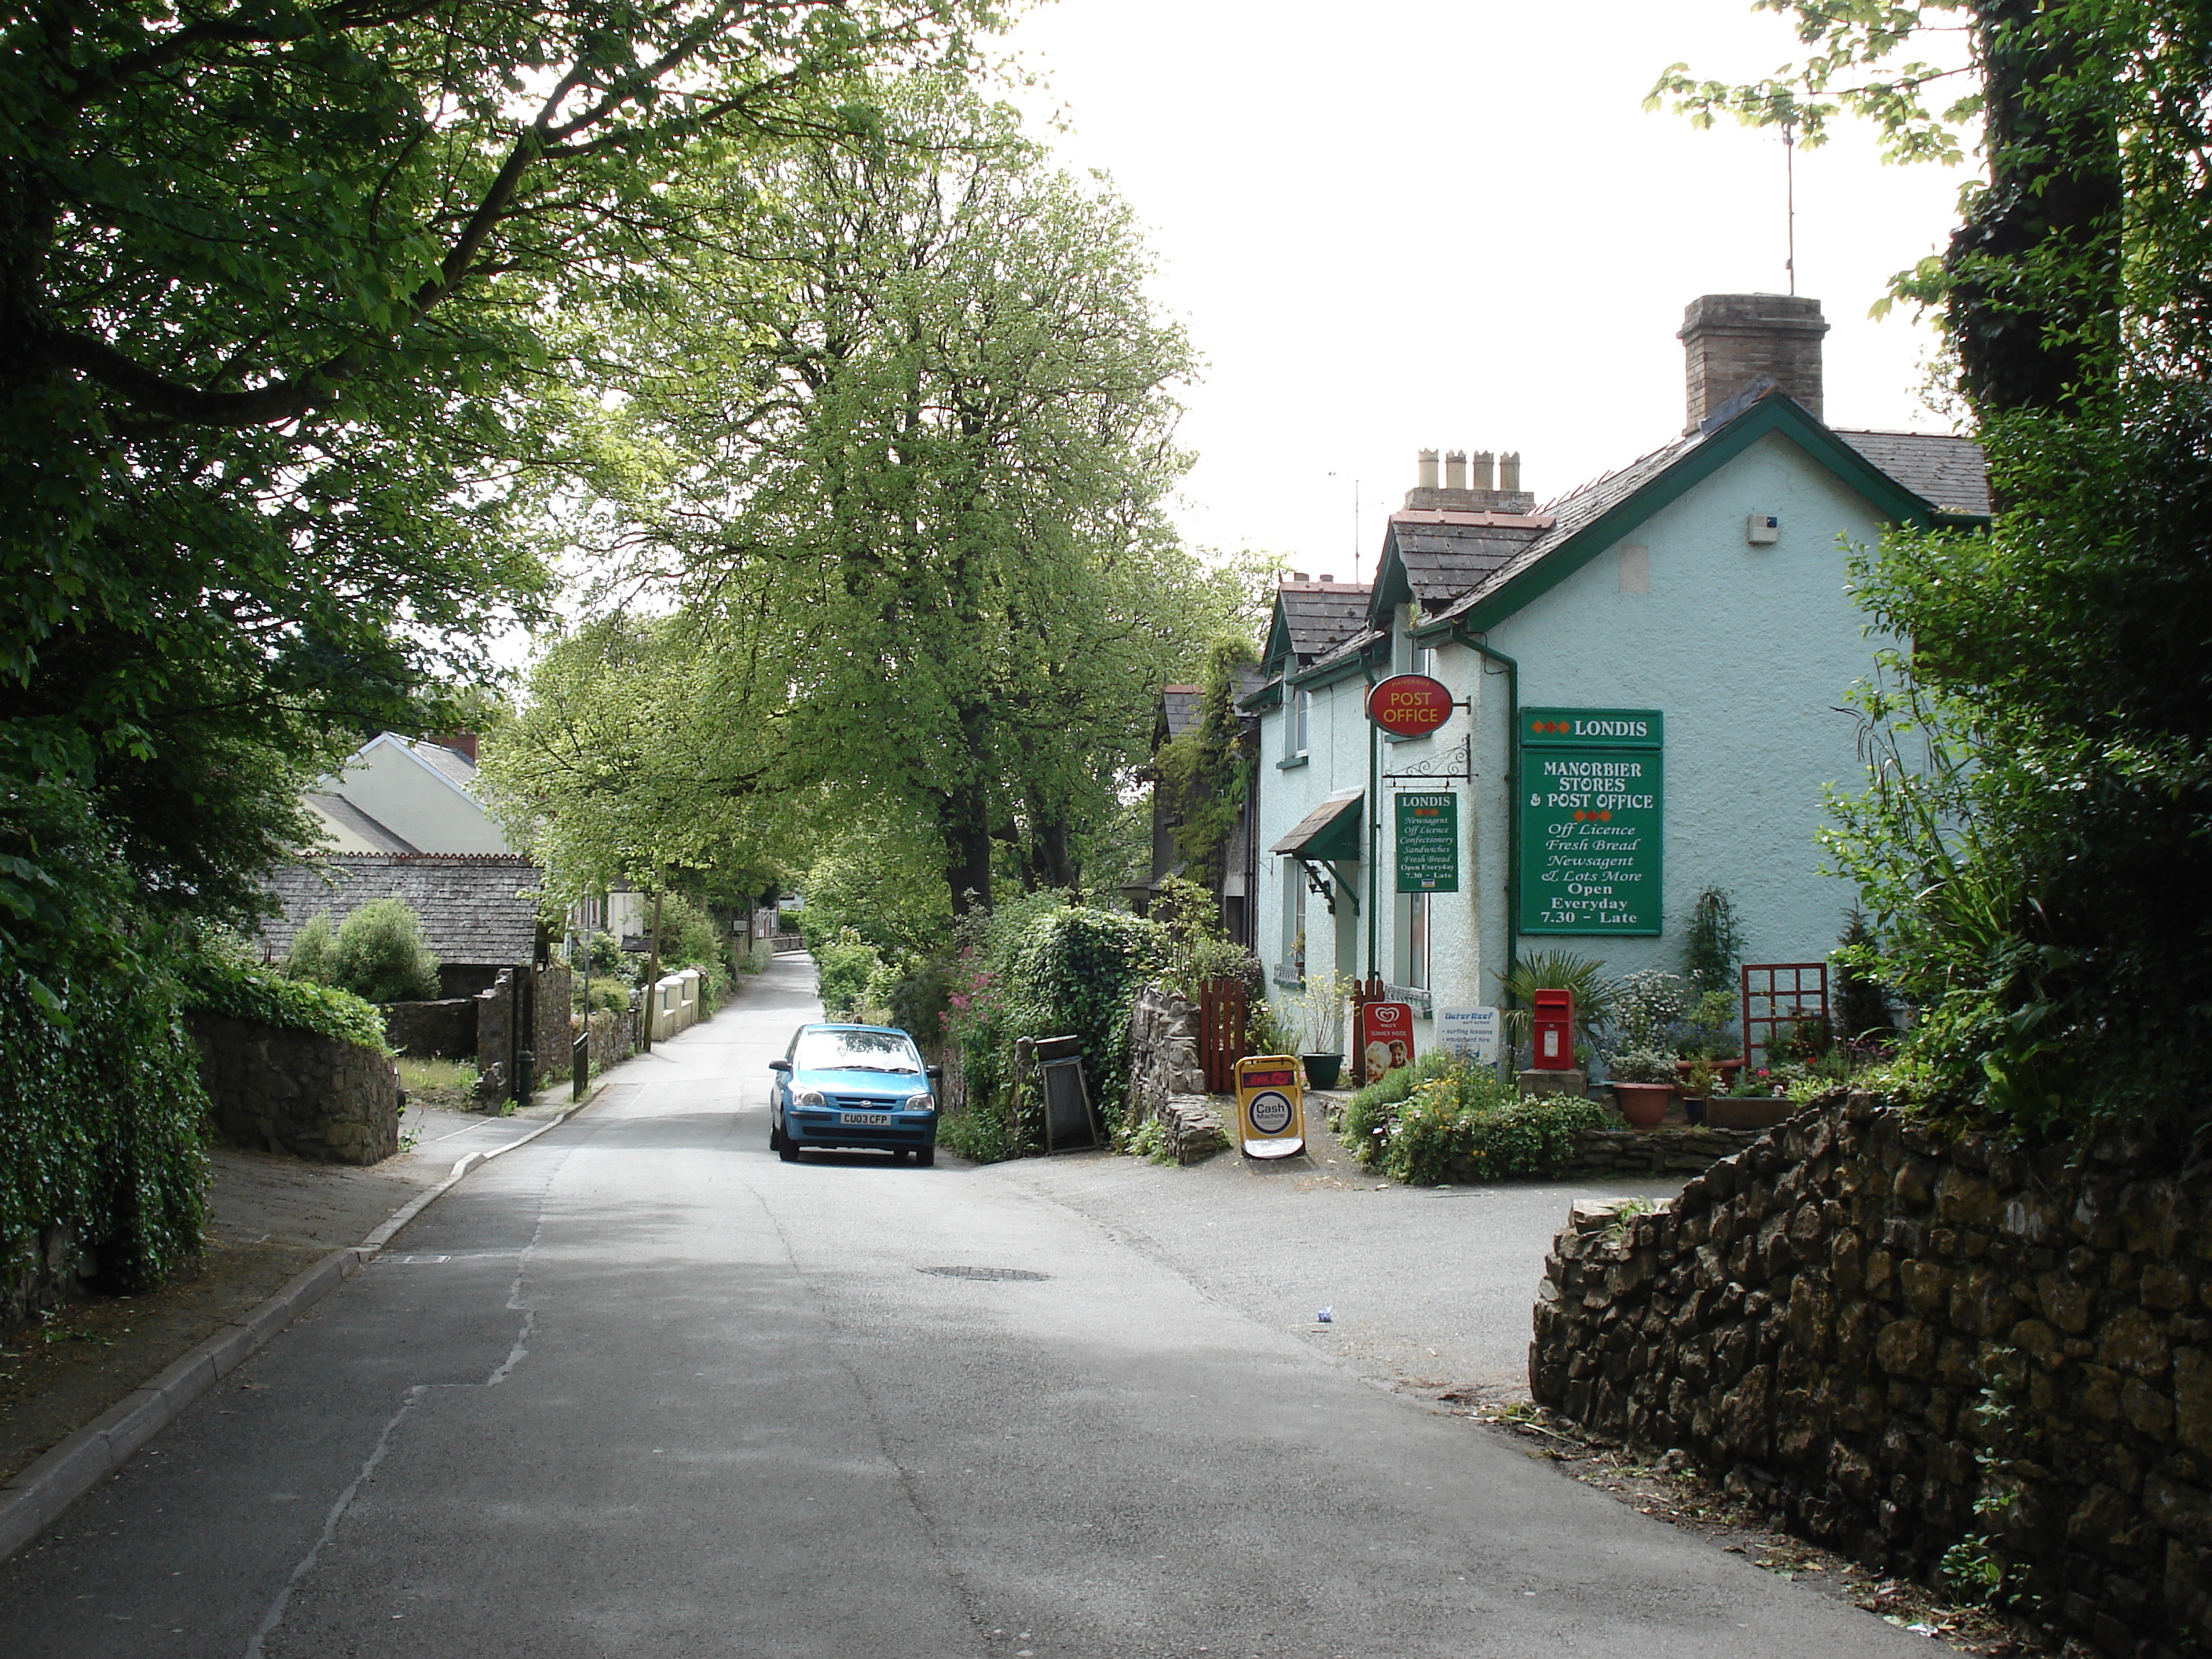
left=776, top=1124, right=798, bottom=1163
left=915, top=1144, right=936, bottom=1169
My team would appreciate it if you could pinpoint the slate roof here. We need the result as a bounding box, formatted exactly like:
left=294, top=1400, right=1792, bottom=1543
left=260, top=854, right=543, bottom=966
left=302, top=793, right=419, bottom=854
left=395, top=736, right=479, bottom=788
left=1159, top=686, right=1202, bottom=742
left=1277, top=581, right=1372, bottom=663
left=1428, top=432, right=1705, bottom=628
left=1385, top=511, right=1555, bottom=610
left=1427, top=408, right=1993, bottom=632
left=1832, top=430, right=1992, bottom=517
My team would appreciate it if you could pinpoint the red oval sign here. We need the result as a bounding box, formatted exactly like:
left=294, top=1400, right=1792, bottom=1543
left=1366, top=672, right=1453, bottom=737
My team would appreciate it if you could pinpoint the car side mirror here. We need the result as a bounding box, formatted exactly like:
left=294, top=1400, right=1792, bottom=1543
left=925, top=1064, right=943, bottom=1082
left=769, top=1059, right=793, bottom=1073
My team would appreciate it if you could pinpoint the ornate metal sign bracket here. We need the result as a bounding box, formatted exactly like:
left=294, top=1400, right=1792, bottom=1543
left=1384, top=734, right=1473, bottom=787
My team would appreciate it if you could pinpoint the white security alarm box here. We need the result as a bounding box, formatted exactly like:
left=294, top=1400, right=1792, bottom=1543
left=1747, top=513, right=1780, bottom=544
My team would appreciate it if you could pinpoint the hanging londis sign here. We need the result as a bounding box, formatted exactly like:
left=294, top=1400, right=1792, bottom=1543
left=1367, top=673, right=1454, bottom=738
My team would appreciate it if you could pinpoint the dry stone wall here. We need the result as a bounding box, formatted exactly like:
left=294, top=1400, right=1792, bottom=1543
left=189, top=1013, right=401, bottom=1164
left=1531, top=1090, right=2212, bottom=1657
left=1125, top=983, right=1229, bottom=1165
left=1126, top=981, right=1207, bottom=1125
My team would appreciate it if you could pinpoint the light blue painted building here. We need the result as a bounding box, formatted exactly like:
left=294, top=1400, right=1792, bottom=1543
left=1246, top=295, right=1990, bottom=1060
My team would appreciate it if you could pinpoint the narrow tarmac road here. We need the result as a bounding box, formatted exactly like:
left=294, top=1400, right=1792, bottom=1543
left=0, top=958, right=1923, bottom=1657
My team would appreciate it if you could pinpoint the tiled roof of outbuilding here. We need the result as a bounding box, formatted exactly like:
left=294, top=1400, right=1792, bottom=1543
left=1159, top=686, right=1202, bottom=742
left=1832, top=430, right=1991, bottom=517
left=260, top=854, right=542, bottom=966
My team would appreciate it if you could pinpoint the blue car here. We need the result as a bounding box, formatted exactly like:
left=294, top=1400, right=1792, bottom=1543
left=769, top=1024, right=941, bottom=1166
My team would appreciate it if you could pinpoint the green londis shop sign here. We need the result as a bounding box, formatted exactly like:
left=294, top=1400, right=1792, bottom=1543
left=1518, top=709, right=1663, bottom=936
left=1394, top=791, right=1458, bottom=893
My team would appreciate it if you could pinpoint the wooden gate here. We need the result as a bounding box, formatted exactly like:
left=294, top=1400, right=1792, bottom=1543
left=1199, top=979, right=1248, bottom=1094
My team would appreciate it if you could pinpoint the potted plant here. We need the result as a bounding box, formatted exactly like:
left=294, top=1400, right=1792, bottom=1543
left=1605, top=1048, right=1678, bottom=1128
left=1292, top=970, right=1352, bottom=1090
left=1679, top=1057, right=1723, bottom=1126
left=1673, top=987, right=1745, bottom=1088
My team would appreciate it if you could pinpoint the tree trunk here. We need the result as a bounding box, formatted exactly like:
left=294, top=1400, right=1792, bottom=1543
left=1947, top=0, right=2122, bottom=421
left=940, top=795, right=994, bottom=917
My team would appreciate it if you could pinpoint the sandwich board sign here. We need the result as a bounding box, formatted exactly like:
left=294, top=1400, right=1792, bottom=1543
left=1437, top=1005, right=1500, bottom=1064
left=1234, top=1055, right=1306, bottom=1159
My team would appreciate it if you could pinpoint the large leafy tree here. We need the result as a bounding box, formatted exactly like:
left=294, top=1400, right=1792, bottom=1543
left=577, top=76, right=1229, bottom=916
left=0, top=0, right=985, bottom=989
left=1659, top=3, right=2212, bottom=1129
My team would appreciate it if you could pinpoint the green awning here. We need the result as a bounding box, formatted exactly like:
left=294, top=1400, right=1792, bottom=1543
left=1270, top=793, right=1364, bottom=862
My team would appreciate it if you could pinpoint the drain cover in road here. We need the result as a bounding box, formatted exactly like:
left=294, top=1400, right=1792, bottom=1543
left=918, top=1266, right=1050, bottom=1282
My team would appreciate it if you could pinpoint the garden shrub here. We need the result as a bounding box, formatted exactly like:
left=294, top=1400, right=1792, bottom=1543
left=941, top=893, right=1166, bottom=1161
left=1342, top=1054, right=1616, bottom=1185
left=327, top=899, right=441, bottom=1002
left=282, top=912, right=336, bottom=983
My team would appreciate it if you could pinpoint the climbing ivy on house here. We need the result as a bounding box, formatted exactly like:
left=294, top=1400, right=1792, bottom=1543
left=1153, top=638, right=1258, bottom=891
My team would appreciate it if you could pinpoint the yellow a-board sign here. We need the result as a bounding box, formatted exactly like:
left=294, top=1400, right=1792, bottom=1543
left=1234, top=1054, right=1306, bottom=1159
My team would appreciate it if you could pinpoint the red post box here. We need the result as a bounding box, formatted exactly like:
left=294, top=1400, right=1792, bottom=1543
left=1531, top=988, right=1575, bottom=1071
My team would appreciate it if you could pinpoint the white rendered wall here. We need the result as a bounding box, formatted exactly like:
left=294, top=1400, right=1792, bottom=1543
left=1450, top=428, right=1894, bottom=1006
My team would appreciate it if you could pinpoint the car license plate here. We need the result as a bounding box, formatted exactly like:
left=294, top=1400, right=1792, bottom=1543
left=841, top=1111, right=890, bottom=1126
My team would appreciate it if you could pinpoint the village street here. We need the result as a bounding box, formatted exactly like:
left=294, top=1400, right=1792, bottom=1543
left=0, top=959, right=1928, bottom=1657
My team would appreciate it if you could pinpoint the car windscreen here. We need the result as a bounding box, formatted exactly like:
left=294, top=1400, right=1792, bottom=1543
left=793, top=1030, right=922, bottom=1074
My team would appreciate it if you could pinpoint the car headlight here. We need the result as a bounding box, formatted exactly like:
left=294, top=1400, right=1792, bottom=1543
left=796, top=1090, right=826, bottom=1108
left=905, top=1093, right=936, bottom=1112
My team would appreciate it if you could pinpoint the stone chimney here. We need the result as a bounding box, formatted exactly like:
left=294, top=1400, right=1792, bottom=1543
left=1402, top=449, right=1534, bottom=515
left=1679, top=294, right=1828, bottom=430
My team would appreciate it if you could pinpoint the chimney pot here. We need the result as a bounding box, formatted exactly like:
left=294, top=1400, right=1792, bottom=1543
left=1679, top=294, right=1828, bottom=430
left=1417, top=449, right=1439, bottom=489
left=1472, top=450, right=1495, bottom=490
left=1320, top=573, right=1336, bottom=584
left=1291, top=571, right=1310, bottom=582
left=1444, top=449, right=1467, bottom=489
left=1499, top=452, right=1521, bottom=493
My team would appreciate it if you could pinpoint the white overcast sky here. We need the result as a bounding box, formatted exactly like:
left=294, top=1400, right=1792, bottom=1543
left=993, top=0, right=1976, bottom=580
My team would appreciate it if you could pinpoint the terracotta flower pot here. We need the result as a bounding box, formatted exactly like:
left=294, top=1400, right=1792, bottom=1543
left=1611, top=1081, right=1674, bottom=1129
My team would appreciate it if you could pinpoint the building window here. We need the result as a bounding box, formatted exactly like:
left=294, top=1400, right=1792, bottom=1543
left=1413, top=643, right=1436, bottom=679
left=1282, top=859, right=1307, bottom=982
left=1408, top=891, right=1430, bottom=989
left=1290, top=687, right=1311, bottom=757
